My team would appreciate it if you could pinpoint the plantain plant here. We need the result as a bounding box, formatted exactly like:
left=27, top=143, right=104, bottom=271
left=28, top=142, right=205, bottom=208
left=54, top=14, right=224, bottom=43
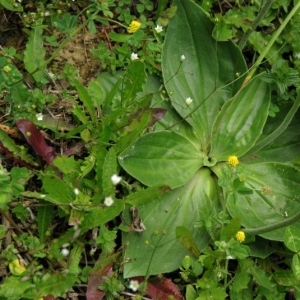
left=119, top=0, right=300, bottom=281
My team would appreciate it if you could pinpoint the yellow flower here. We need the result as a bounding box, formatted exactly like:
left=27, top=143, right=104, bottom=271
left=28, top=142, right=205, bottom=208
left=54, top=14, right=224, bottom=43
left=9, top=259, right=26, bottom=275
left=128, top=20, right=141, bottom=33
left=235, top=231, right=245, bottom=243
left=3, top=66, right=12, bottom=72
left=228, top=155, right=239, bottom=167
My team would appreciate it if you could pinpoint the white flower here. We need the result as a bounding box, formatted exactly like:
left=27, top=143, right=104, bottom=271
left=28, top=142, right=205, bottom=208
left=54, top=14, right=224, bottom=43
left=131, top=52, right=138, bottom=60
left=129, top=280, right=140, bottom=292
left=155, top=24, right=163, bottom=33
left=74, top=188, right=79, bottom=195
left=180, top=55, right=186, bottom=61
left=111, top=174, right=122, bottom=185
left=36, top=113, right=43, bottom=121
left=61, top=248, right=69, bottom=256
left=104, top=196, right=114, bottom=207
left=226, top=255, right=234, bottom=260
left=185, top=97, right=193, bottom=106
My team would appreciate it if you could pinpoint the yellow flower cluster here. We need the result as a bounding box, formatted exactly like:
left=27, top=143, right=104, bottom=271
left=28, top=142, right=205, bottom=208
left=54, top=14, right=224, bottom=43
left=235, top=231, right=245, bottom=243
left=128, top=20, right=141, bottom=33
left=228, top=155, right=239, bottom=167
left=9, top=259, right=26, bottom=275
left=3, top=66, right=12, bottom=73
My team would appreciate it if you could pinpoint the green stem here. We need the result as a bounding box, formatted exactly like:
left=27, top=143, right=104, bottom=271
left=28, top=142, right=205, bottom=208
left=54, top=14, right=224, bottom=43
left=238, top=0, right=275, bottom=50
left=245, top=89, right=300, bottom=156
left=245, top=1, right=300, bottom=81
left=243, top=210, right=300, bottom=235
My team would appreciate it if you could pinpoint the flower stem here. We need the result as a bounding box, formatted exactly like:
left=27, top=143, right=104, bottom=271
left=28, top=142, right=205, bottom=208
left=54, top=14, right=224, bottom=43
left=243, top=210, right=300, bottom=235
left=238, top=0, right=275, bottom=50
left=244, top=1, right=300, bottom=83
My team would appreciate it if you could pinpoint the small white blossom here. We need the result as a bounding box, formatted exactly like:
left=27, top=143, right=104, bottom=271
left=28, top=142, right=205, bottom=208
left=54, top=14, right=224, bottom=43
left=131, top=52, right=139, bottom=60
left=74, top=188, right=79, bottom=195
left=295, top=53, right=300, bottom=59
left=185, top=97, right=193, bottom=106
left=129, top=280, right=140, bottom=292
left=111, top=174, right=122, bottom=185
left=104, top=196, right=114, bottom=207
left=44, top=11, right=50, bottom=16
left=180, top=55, right=186, bottom=61
left=36, top=113, right=43, bottom=121
left=226, top=255, right=234, bottom=260
left=155, top=24, right=163, bottom=33
left=61, top=248, right=69, bottom=256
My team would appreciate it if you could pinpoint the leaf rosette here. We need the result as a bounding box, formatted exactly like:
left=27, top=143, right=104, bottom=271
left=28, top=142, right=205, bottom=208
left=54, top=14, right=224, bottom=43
left=118, top=0, right=300, bottom=277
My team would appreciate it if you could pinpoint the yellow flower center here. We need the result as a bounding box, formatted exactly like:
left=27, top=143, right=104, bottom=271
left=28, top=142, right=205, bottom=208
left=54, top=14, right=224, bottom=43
left=235, top=231, right=245, bottom=243
left=228, top=155, right=239, bottom=167
left=128, top=20, right=141, bottom=33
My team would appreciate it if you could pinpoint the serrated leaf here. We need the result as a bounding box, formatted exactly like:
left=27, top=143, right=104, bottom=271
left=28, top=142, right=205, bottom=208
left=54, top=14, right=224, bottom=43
left=53, top=156, right=81, bottom=175
left=88, top=79, right=104, bottom=106
left=121, top=61, right=147, bottom=106
left=24, top=27, right=48, bottom=84
left=74, top=79, right=96, bottom=123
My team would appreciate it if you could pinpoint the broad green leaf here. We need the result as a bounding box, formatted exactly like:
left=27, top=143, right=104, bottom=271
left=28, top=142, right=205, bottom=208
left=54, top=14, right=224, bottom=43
left=123, top=168, right=219, bottom=278
left=162, top=0, right=247, bottom=150
left=210, top=75, right=270, bottom=161
left=153, top=99, right=202, bottom=149
left=284, top=226, right=300, bottom=252
left=119, top=131, right=205, bottom=188
left=292, top=254, right=300, bottom=280
left=244, top=102, right=300, bottom=163
left=248, top=237, right=280, bottom=258
left=220, top=162, right=300, bottom=241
